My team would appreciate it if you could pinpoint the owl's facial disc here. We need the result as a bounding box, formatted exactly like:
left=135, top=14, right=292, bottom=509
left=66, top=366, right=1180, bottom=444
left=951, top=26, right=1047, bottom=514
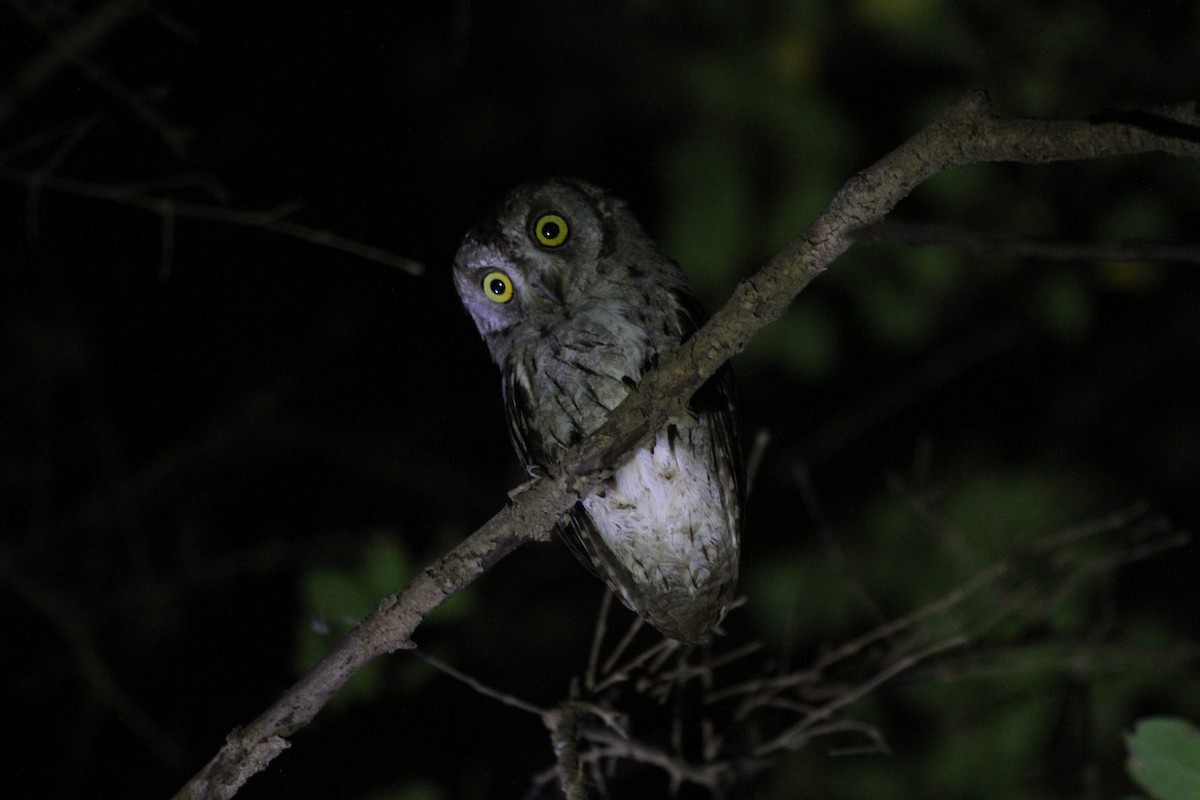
left=451, top=239, right=522, bottom=334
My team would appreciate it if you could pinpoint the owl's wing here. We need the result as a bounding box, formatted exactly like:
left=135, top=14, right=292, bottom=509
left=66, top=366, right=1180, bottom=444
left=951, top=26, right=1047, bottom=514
left=503, top=368, right=602, bottom=579
left=502, top=366, right=546, bottom=478
left=670, top=288, right=745, bottom=509
left=559, top=503, right=607, bottom=580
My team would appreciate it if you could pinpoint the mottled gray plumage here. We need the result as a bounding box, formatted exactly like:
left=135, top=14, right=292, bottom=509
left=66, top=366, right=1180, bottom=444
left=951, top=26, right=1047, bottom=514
left=452, top=178, right=742, bottom=642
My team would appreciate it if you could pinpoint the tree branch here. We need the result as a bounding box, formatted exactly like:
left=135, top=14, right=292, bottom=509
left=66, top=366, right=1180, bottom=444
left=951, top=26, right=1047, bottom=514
left=169, top=91, right=1200, bottom=800
left=860, top=220, right=1200, bottom=265
left=0, top=165, right=425, bottom=275
left=0, top=0, right=147, bottom=127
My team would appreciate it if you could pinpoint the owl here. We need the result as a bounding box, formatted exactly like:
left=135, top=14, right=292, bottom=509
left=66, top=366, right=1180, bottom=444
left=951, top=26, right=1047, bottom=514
left=452, top=178, right=742, bottom=643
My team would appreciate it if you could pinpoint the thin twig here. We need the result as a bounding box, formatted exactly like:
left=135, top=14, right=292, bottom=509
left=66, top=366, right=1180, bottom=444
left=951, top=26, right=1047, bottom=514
left=751, top=635, right=968, bottom=758
left=0, top=553, right=188, bottom=769
left=582, top=730, right=724, bottom=793
left=6, top=0, right=192, bottom=153
left=591, top=635, right=674, bottom=695
left=0, top=165, right=425, bottom=275
left=598, top=615, right=646, bottom=681
left=1032, top=502, right=1151, bottom=552
left=0, top=0, right=146, bottom=126
left=744, top=428, right=770, bottom=497
left=585, top=591, right=614, bottom=691
left=861, top=220, right=1200, bottom=265
left=412, top=649, right=547, bottom=717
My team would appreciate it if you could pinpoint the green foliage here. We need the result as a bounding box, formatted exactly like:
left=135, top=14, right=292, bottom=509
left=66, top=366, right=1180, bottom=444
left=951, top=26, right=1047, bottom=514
left=293, top=531, right=473, bottom=707
left=363, top=779, right=445, bottom=800
left=747, top=462, right=1177, bottom=800
left=853, top=249, right=965, bottom=350
left=858, top=465, right=1098, bottom=598
left=1101, top=194, right=1176, bottom=244
left=741, top=303, right=840, bottom=379
left=749, top=464, right=1109, bottom=641
left=1035, top=271, right=1094, bottom=342
left=659, top=126, right=755, bottom=301
left=853, top=0, right=961, bottom=53
left=751, top=544, right=861, bottom=641
left=657, top=33, right=854, bottom=310
left=921, top=692, right=1055, bottom=800
left=1126, top=718, right=1200, bottom=800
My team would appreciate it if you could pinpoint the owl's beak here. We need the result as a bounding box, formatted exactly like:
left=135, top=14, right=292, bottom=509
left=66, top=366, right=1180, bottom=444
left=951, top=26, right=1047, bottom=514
left=534, top=270, right=568, bottom=306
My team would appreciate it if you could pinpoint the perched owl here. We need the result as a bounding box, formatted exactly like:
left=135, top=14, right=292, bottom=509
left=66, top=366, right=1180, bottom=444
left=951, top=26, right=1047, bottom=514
left=453, top=178, right=742, bottom=642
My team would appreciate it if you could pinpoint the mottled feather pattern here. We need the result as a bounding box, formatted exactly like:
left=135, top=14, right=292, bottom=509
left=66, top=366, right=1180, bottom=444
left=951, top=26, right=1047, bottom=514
left=453, top=178, right=742, bottom=642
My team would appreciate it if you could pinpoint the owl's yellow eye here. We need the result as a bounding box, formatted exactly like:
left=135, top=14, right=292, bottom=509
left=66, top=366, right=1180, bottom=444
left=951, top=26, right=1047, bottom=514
left=533, top=213, right=569, bottom=247
left=482, top=271, right=514, bottom=303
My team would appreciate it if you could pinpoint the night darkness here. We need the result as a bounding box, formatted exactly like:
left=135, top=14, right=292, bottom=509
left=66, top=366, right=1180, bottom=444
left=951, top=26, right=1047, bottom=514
left=3, top=2, right=1199, bottom=799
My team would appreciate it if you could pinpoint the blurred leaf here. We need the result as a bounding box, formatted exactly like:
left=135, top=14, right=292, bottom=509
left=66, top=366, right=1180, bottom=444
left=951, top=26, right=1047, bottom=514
left=1098, top=262, right=1167, bottom=294
left=362, top=533, right=412, bottom=597
left=364, top=779, right=444, bottom=800
left=854, top=271, right=934, bottom=349
left=1035, top=271, right=1094, bottom=341
left=659, top=126, right=754, bottom=302
left=293, top=531, right=474, bottom=706
left=1101, top=194, right=1175, bottom=242
left=750, top=550, right=863, bottom=642
left=858, top=465, right=1098, bottom=606
left=853, top=0, right=957, bottom=52
left=302, top=567, right=376, bottom=624
left=937, top=468, right=1095, bottom=552
left=742, top=304, right=839, bottom=379
left=906, top=246, right=961, bottom=294
left=914, top=155, right=995, bottom=204
left=1126, top=718, right=1200, bottom=800
left=838, top=248, right=966, bottom=351
left=764, top=29, right=819, bottom=87
left=662, top=46, right=856, bottom=304
left=1093, top=195, right=1173, bottom=294
left=925, top=692, right=1055, bottom=800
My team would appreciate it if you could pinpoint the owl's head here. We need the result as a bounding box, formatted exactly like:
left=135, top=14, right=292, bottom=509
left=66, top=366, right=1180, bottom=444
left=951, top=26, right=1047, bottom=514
left=452, top=178, right=664, bottom=358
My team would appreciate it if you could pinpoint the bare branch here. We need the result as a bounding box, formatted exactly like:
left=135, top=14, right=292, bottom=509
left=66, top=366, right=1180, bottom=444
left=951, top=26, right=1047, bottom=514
left=0, top=0, right=147, bottom=127
left=861, top=220, right=1200, bottom=265
left=543, top=704, right=592, bottom=800
left=751, top=635, right=969, bottom=759
left=0, top=165, right=425, bottom=275
left=413, top=649, right=548, bottom=717
left=582, top=729, right=725, bottom=793
left=168, top=93, right=1200, bottom=800
left=5, top=0, right=194, bottom=155
left=545, top=505, right=1188, bottom=797
left=0, top=552, right=188, bottom=770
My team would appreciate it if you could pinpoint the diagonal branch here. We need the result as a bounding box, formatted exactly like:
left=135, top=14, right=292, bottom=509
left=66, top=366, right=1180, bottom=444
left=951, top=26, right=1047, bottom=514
left=169, top=91, right=1200, bottom=800
left=0, top=0, right=147, bottom=127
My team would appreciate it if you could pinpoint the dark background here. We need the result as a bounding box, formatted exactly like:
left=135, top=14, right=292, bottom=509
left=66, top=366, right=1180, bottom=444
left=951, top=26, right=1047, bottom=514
left=2, top=2, right=1198, bottom=799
